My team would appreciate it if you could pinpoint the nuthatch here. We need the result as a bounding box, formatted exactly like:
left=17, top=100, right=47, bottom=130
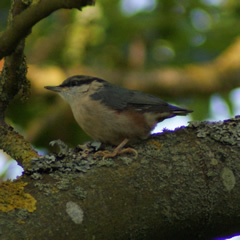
left=45, top=75, right=192, bottom=158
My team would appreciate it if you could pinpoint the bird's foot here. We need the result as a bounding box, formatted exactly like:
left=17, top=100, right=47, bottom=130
left=94, top=147, right=138, bottom=160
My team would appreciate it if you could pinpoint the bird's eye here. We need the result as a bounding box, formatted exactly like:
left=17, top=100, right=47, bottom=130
left=80, top=84, right=90, bottom=93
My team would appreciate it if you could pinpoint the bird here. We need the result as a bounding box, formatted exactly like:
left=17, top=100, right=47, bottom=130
left=45, top=75, right=193, bottom=158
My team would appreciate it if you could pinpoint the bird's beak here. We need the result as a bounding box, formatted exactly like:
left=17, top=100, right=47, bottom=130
left=44, top=86, right=62, bottom=92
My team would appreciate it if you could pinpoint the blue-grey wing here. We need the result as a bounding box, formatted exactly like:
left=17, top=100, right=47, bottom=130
left=90, top=82, right=133, bottom=110
left=90, top=82, right=191, bottom=115
left=128, top=91, right=192, bottom=115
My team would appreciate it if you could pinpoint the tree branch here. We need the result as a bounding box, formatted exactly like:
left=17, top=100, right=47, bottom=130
left=0, top=122, right=38, bottom=168
left=0, top=117, right=240, bottom=240
left=29, top=37, right=239, bottom=99
left=0, top=0, right=95, bottom=59
left=0, top=0, right=39, bottom=168
left=0, top=0, right=94, bottom=168
left=86, top=37, right=240, bottom=97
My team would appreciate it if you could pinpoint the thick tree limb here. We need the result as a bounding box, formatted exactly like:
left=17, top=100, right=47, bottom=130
left=121, top=37, right=240, bottom=97
left=0, top=0, right=94, bottom=168
left=29, top=37, right=240, bottom=99
left=0, top=0, right=39, bottom=168
left=0, top=0, right=95, bottom=59
left=72, top=38, right=233, bottom=97
left=0, top=117, right=240, bottom=240
left=0, top=122, right=38, bottom=168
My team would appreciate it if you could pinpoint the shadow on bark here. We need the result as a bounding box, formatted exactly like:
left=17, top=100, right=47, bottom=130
left=0, top=116, right=240, bottom=240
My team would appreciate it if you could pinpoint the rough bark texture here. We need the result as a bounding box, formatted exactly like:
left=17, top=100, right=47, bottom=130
left=0, top=122, right=39, bottom=168
left=0, top=0, right=40, bottom=168
left=0, top=117, right=240, bottom=240
left=0, top=0, right=95, bottom=168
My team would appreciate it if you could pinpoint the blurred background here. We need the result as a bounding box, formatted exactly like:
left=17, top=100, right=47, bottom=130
left=1, top=1, right=240, bottom=239
left=0, top=0, right=240, bottom=182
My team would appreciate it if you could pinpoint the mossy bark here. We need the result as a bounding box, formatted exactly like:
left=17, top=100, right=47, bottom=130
left=0, top=123, right=39, bottom=169
left=0, top=117, right=240, bottom=240
left=0, top=0, right=95, bottom=168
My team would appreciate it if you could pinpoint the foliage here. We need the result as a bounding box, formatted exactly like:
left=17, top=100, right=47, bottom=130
left=21, top=0, right=240, bottom=68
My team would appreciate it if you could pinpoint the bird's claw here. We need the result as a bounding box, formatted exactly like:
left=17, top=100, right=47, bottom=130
left=94, top=147, right=138, bottom=160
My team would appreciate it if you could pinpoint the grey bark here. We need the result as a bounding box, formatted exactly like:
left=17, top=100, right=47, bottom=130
left=0, top=0, right=95, bottom=59
left=0, top=116, right=240, bottom=240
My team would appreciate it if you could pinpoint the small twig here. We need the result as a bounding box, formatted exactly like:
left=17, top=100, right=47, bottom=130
left=0, top=0, right=95, bottom=59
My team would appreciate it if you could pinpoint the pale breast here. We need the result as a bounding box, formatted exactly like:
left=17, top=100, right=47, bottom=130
left=70, top=97, right=153, bottom=145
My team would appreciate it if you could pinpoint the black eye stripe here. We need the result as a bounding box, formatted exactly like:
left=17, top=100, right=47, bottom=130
left=60, top=75, right=104, bottom=88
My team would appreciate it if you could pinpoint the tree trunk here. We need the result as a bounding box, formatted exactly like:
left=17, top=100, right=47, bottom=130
left=0, top=117, right=240, bottom=240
